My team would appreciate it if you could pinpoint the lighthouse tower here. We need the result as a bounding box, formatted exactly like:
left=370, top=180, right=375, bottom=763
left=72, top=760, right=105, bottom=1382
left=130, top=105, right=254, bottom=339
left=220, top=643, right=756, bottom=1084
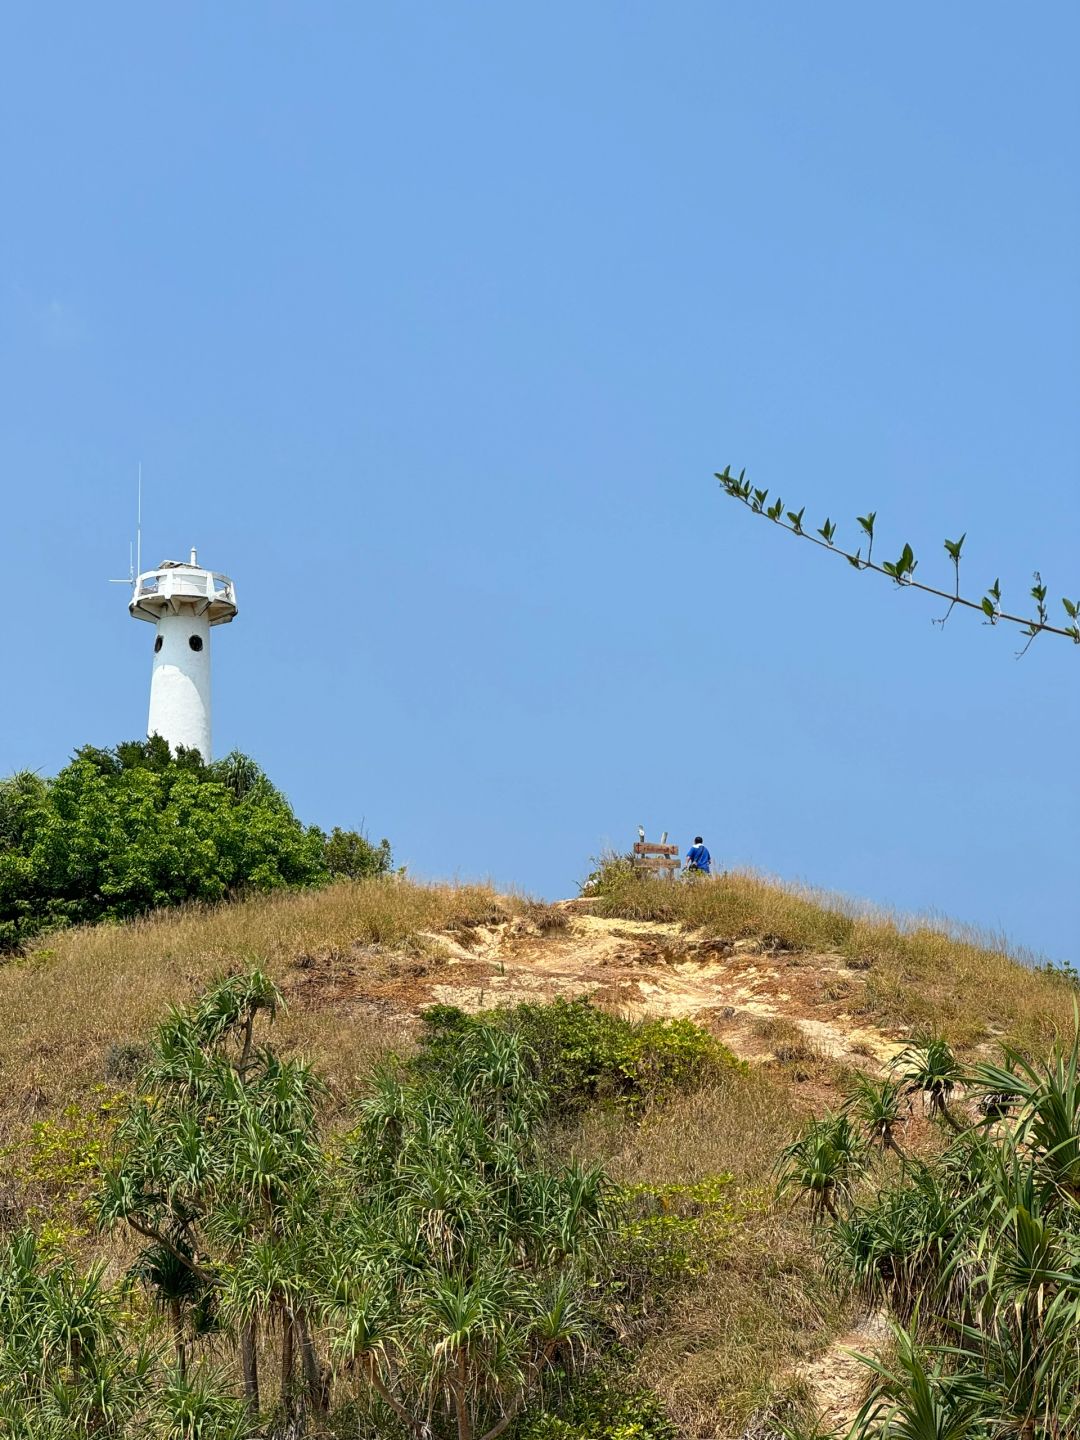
left=129, top=550, right=238, bottom=760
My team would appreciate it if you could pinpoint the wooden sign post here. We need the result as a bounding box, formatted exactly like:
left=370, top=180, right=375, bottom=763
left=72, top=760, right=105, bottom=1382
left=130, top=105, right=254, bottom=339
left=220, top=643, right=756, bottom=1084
left=632, top=831, right=681, bottom=880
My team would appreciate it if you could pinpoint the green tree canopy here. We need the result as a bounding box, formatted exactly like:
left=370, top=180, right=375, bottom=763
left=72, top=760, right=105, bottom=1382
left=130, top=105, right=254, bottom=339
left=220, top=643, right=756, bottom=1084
left=0, top=737, right=391, bottom=950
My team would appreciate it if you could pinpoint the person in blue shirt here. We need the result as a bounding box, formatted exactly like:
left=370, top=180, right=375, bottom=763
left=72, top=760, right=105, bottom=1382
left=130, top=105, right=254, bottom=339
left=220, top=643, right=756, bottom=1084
left=686, top=836, right=711, bottom=875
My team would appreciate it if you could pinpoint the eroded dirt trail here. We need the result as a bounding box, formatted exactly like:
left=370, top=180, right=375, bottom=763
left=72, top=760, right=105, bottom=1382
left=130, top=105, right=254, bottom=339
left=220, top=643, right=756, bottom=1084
left=795, top=1311, right=888, bottom=1431
left=424, top=908, right=904, bottom=1071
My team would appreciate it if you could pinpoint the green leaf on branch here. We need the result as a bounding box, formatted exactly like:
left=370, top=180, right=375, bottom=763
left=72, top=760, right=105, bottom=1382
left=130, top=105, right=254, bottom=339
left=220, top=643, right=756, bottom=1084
left=856, top=511, right=876, bottom=564
left=884, top=544, right=917, bottom=583
left=944, top=534, right=966, bottom=563
left=981, top=578, right=1002, bottom=622
left=818, top=518, right=836, bottom=545
left=786, top=507, right=805, bottom=534
left=715, top=467, right=738, bottom=497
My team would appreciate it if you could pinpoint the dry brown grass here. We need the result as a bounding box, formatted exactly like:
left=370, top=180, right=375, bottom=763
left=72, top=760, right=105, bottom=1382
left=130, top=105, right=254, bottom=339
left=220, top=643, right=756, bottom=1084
left=0, top=878, right=518, bottom=1143
left=595, top=869, right=1075, bottom=1053
left=569, top=1077, right=850, bottom=1436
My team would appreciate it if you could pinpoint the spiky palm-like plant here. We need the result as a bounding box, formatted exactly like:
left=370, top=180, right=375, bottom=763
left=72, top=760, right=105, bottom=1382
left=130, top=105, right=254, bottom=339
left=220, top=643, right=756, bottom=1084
left=971, top=1032, right=1080, bottom=1201
left=99, top=973, right=622, bottom=1437
left=821, top=1032, right=1080, bottom=1437
left=320, top=1025, right=617, bottom=1440
left=851, top=1326, right=993, bottom=1439
left=894, top=1039, right=967, bottom=1133
left=155, top=1368, right=252, bottom=1440
left=777, top=1114, right=868, bottom=1221
left=128, top=1237, right=206, bottom=1378
left=844, top=1073, right=909, bottom=1157
left=0, top=1226, right=247, bottom=1436
left=100, top=970, right=325, bottom=1421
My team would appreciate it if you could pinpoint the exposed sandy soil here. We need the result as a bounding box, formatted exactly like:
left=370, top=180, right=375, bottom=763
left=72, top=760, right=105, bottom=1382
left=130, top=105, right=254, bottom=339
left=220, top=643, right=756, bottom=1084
left=281, top=902, right=908, bottom=1087
left=422, top=909, right=906, bottom=1072
left=796, top=1310, right=889, bottom=1430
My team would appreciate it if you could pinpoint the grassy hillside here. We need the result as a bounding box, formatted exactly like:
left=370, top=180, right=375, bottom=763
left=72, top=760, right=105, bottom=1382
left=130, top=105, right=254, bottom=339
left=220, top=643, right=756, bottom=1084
left=0, top=868, right=1072, bottom=1437
left=0, top=879, right=516, bottom=1133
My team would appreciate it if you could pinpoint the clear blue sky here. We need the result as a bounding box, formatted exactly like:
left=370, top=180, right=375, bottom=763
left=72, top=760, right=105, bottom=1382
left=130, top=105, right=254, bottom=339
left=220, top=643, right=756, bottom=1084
left=3, top=4, right=1077, bottom=961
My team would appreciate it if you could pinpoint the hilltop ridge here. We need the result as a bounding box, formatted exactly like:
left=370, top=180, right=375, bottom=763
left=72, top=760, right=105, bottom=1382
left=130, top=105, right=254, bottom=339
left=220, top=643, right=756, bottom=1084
left=2, top=867, right=1064, bottom=1125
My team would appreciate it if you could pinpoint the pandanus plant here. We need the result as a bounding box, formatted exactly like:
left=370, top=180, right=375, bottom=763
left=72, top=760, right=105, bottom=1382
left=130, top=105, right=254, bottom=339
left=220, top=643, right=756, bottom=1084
left=127, top=1236, right=206, bottom=1378
left=0, top=1226, right=247, bottom=1436
left=319, top=1024, right=617, bottom=1440
left=97, top=971, right=621, bottom=1437
left=100, top=969, right=328, bottom=1421
left=816, top=1029, right=1080, bottom=1438
left=850, top=1326, right=993, bottom=1439
left=155, top=1371, right=251, bottom=1440
left=776, top=1114, right=867, bottom=1221
left=844, top=1073, right=909, bottom=1158
left=894, top=1039, right=967, bottom=1133
left=827, top=1157, right=975, bottom=1321
left=971, top=1031, right=1080, bottom=1202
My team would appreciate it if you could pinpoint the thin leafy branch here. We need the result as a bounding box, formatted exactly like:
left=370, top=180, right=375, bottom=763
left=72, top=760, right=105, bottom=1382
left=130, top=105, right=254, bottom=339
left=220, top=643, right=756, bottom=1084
left=716, top=466, right=1079, bottom=654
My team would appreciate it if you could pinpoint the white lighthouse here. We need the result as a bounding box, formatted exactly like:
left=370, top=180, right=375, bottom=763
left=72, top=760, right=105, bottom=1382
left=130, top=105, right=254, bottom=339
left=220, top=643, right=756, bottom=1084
left=129, top=549, right=237, bottom=760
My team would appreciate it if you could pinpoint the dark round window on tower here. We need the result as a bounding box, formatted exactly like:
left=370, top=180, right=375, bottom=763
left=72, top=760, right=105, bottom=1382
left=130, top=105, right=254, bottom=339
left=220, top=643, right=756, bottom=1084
left=154, top=635, right=163, bottom=653
left=189, top=635, right=204, bottom=652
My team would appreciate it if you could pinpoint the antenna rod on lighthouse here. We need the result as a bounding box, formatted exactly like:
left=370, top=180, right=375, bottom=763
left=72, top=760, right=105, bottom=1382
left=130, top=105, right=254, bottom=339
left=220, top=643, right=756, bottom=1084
left=136, top=463, right=142, bottom=580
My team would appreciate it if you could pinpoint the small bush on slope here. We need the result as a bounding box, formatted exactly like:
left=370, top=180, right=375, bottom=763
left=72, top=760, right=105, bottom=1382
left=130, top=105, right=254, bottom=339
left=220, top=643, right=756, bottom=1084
left=0, top=738, right=391, bottom=950
left=517, top=1371, right=676, bottom=1439
left=420, top=997, right=747, bottom=1115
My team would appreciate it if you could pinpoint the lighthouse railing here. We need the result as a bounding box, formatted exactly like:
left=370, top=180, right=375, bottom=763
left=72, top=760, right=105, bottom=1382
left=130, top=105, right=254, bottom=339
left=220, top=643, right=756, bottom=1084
left=133, top=569, right=236, bottom=605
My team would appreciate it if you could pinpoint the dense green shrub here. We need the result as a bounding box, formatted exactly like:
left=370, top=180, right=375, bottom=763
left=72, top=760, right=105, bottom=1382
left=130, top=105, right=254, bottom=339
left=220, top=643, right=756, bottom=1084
left=518, top=1372, right=677, bottom=1440
left=420, top=997, right=746, bottom=1114
left=0, top=737, right=391, bottom=949
left=323, top=824, right=393, bottom=879
left=579, top=851, right=637, bottom=899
